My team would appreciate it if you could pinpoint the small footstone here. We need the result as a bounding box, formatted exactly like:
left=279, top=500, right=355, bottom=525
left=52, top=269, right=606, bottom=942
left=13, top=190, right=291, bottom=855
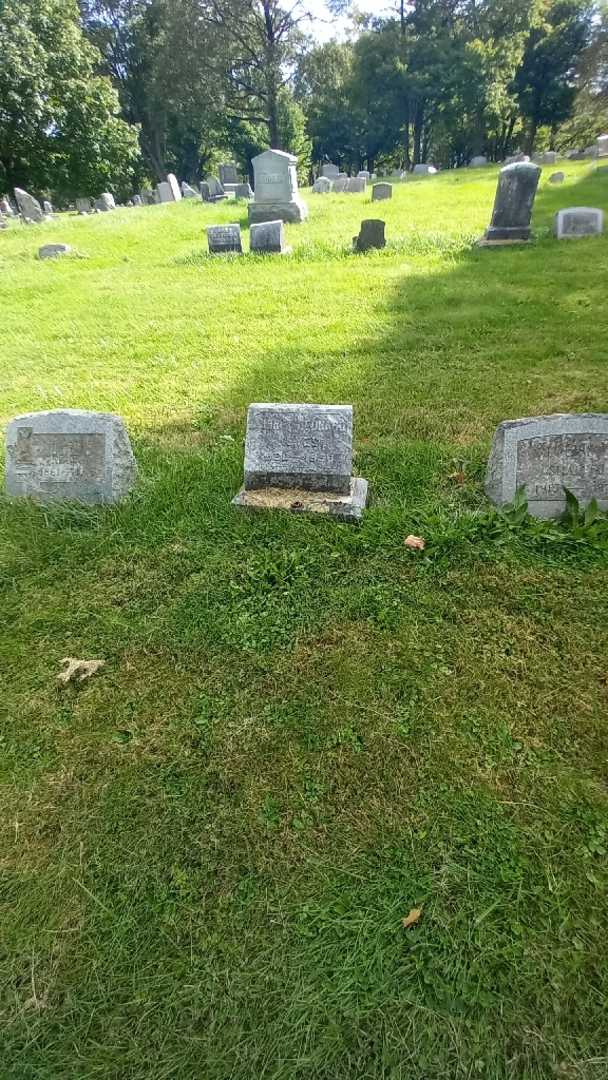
left=5, top=409, right=137, bottom=504
left=485, top=413, right=608, bottom=519
left=206, top=223, right=243, bottom=254
left=353, top=219, right=385, bottom=252
left=250, top=219, right=288, bottom=254
left=38, top=244, right=71, bottom=259
left=554, top=206, right=603, bottom=239
left=232, top=403, right=368, bottom=523
left=372, top=182, right=392, bottom=201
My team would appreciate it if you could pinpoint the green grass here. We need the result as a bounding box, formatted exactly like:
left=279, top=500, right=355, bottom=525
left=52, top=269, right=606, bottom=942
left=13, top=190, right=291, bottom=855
left=1, top=162, right=608, bottom=1080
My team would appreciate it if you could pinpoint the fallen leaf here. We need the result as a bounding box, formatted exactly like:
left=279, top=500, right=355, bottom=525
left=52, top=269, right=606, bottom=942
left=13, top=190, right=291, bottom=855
left=404, top=534, right=426, bottom=551
left=448, top=471, right=466, bottom=485
left=57, top=658, right=105, bottom=685
left=402, top=907, right=423, bottom=929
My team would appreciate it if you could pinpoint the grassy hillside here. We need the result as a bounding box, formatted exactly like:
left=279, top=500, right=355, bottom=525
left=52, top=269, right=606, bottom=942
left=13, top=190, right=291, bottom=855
left=1, top=163, right=608, bottom=1080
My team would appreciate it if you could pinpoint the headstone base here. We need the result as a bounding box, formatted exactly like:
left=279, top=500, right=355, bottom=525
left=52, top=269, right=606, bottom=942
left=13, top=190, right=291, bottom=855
left=481, top=226, right=531, bottom=243
left=248, top=199, right=308, bottom=225
left=232, top=476, right=368, bottom=523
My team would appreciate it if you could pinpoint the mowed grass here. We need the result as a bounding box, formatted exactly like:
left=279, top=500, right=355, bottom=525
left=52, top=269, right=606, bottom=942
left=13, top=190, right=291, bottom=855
left=1, top=163, right=608, bottom=1079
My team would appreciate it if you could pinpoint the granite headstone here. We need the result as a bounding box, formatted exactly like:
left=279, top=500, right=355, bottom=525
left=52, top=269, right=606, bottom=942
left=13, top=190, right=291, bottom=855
left=554, top=207, right=603, bottom=239
left=353, top=219, right=385, bottom=252
left=248, top=149, right=308, bottom=224
left=206, top=223, right=243, bottom=254
left=14, top=188, right=44, bottom=223
left=250, top=219, right=288, bottom=254
left=481, top=162, right=541, bottom=243
left=371, top=182, right=392, bottom=201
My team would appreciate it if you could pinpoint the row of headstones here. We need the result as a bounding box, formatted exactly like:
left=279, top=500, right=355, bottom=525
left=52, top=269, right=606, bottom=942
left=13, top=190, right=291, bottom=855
left=5, top=407, right=607, bottom=525
left=312, top=177, right=393, bottom=201
left=205, top=218, right=387, bottom=255
left=481, top=161, right=605, bottom=243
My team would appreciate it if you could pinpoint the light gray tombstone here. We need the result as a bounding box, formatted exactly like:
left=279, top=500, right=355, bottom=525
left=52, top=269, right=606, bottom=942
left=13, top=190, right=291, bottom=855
left=205, top=176, right=226, bottom=199
left=353, top=219, right=385, bottom=252
left=234, top=182, right=253, bottom=199
left=5, top=410, right=137, bottom=504
left=75, top=196, right=92, bottom=214
left=14, top=188, right=44, bottom=223
left=486, top=414, right=608, bottom=519
left=43, top=200, right=53, bottom=214
left=95, top=192, right=116, bottom=212
left=312, top=177, right=332, bottom=194
left=249, top=219, right=288, bottom=254
left=584, top=144, right=598, bottom=158
left=139, top=190, right=155, bottom=205
left=357, top=170, right=371, bottom=180
left=345, top=177, right=366, bottom=193
left=38, top=244, right=71, bottom=259
left=156, top=182, right=173, bottom=203
left=470, top=155, right=488, bottom=167
left=332, top=178, right=348, bottom=193
left=219, top=163, right=239, bottom=185
left=597, top=134, right=608, bottom=157
left=232, top=403, right=368, bottom=522
left=166, top=173, right=182, bottom=201
left=181, top=182, right=199, bottom=198
left=549, top=172, right=565, bottom=184
left=413, top=164, right=437, bottom=175
left=222, top=184, right=239, bottom=196
left=337, top=172, right=348, bottom=179
left=505, top=152, right=530, bottom=164
left=554, top=207, right=603, bottom=239
left=321, top=163, right=340, bottom=178
left=0, top=196, right=15, bottom=216
left=481, top=162, right=541, bottom=244
left=132, top=194, right=143, bottom=206
left=372, top=182, right=392, bottom=202
left=532, top=151, right=557, bottom=165
left=248, top=149, right=308, bottom=224
left=206, top=223, right=243, bottom=254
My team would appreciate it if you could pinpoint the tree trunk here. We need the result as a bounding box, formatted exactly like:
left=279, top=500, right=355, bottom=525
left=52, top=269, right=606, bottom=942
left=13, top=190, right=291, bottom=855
left=524, top=119, right=537, bottom=156
left=413, top=100, right=424, bottom=165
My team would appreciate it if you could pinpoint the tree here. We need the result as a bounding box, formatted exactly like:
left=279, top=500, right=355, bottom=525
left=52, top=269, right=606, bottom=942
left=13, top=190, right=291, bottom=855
left=0, top=0, right=140, bottom=199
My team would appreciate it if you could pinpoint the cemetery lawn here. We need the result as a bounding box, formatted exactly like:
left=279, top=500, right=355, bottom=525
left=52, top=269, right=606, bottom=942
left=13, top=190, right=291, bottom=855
left=2, top=163, right=608, bottom=1080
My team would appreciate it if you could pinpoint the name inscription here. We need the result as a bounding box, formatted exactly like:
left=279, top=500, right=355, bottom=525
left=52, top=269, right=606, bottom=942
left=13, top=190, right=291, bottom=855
left=14, top=430, right=106, bottom=486
left=516, top=433, right=608, bottom=500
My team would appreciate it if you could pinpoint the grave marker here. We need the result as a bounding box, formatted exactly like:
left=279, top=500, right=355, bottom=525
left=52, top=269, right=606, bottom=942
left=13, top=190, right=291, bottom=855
left=372, top=183, right=392, bottom=201
left=353, top=219, right=385, bottom=252
left=312, top=177, right=332, bottom=193
left=206, top=223, right=243, bottom=254
left=250, top=219, right=288, bottom=254
left=481, top=162, right=541, bottom=244
left=14, top=188, right=44, bottom=223
left=248, top=149, right=308, bottom=224
left=554, top=206, right=603, bottom=239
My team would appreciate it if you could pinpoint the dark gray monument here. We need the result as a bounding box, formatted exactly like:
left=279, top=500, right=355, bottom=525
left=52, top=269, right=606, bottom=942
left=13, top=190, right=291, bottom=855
left=5, top=410, right=137, bottom=504
left=38, top=244, right=71, bottom=259
left=206, top=223, right=243, bottom=254
left=485, top=413, right=608, bottom=518
left=481, top=162, right=541, bottom=244
left=353, top=219, right=385, bottom=252
left=232, top=403, right=368, bottom=522
left=250, top=220, right=288, bottom=254
left=372, top=183, right=392, bottom=202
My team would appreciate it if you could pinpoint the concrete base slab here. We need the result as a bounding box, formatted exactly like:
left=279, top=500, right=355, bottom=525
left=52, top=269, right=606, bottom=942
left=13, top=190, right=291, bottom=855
left=232, top=477, right=368, bottom=523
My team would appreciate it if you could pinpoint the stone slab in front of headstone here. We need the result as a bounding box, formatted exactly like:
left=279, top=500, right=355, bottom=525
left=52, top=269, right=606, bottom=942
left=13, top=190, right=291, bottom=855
left=549, top=172, right=565, bottom=184
left=5, top=410, right=137, bottom=504
left=38, top=244, right=71, bottom=259
left=372, top=182, right=392, bottom=201
left=219, top=163, right=239, bottom=184
left=321, top=163, right=340, bottom=178
left=470, top=155, right=488, bottom=167
left=482, top=162, right=541, bottom=242
left=206, top=223, right=243, bottom=254
left=250, top=219, right=287, bottom=254
left=312, top=177, right=332, bottom=194
left=95, top=192, right=116, bottom=211
left=486, top=414, right=608, bottom=519
left=554, top=206, right=603, bottom=239
left=206, top=176, right=225, bottom=198
left=248, top=149, right=308, bottom=224
left=14, top=188, right=44, bottom=223
left=353, top=219, right=385, bottom=252
left=243, top=403, right=353, bottom=493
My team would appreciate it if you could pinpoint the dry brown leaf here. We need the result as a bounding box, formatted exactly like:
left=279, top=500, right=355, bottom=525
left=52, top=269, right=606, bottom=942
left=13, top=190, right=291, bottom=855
left=404, top=534, right=426, bottom=551
left=448, top=471, right=466, bottom=485
left=402, top=907, right=423, bottom=929
left=57, top=657, right=105, bottom=685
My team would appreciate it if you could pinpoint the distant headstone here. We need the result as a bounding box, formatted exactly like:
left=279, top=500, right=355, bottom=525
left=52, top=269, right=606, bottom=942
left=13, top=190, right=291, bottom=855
left=554, top=206, right=603, bottom=239
left=38, top=243, right=71, bottom=259
left=413, top=164, right=437, bottom=175
left=312, top=177, right=332, bottom=194
left=486, top=413, right=608, bottom=518
left=95, top=192, right=116, bottom=212
left=200, top=182, right=211, bottom=202
left=219, top=163, right=239, bottom=185
left=533, top=151, right=557, bottom=165
left=181, top=182, right=199, bottom=198
left=549, top=172, right=565, bottom=184
left=205, top=176, right=226, bottom=199
left=206, top=223, right=243, bottom=254
left=248, top=149, right=308, bottom=224
left=250, top=219, right=288, bottom=254
left=597, top=134, right=608, bottom=158
left=232, top=403, right=368, bottom=522
left=584, top=144, right=598, bottom=158
left=470, top=155, right=488, bottom=167
left=0, top=196, right=15, bottom=216
left=353, top=219, right=385, bottom=252
left=357, top=170, right=370, bottom=180
left=372, top=182, right=392, bottom=202
left=481, top=162, right=541, bottom=244
left=14, top=188, right=44, bottom=223
left=333, top=178, right=348, bottom=193
left=166, top=173, right=182, bottom=201
left=234, top=182, right=253, bottom=199
left=43, top=200, right=53, bottom=214
left=345, top=177, right=366, bottom=193
left=5, top=409, right=137, bottom=504
left=222, top=184, right=239, bottom=196
left=156, top=182, right=173, bottom=203
left=505, top=152, right=530, bottom=164
left=321, top=164, right=340, bottom=178
left=337, top=172, right=348, bottom=179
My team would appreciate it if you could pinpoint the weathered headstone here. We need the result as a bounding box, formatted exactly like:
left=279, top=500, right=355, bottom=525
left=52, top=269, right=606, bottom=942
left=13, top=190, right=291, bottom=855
left=505, top=152, right=530, bottom=164
left=532, top=151, right=557, bottom=165
left=321, top=163, right=340, bottom=178
left=5, top=410, right=137, bottom=504
left=14, top=188, right=44, bottom=223
left=232, top=403, right=368, bottom=522
left=486, top=414, right=608, bottom=518
left=353, top=219, right=385, bottom=252
left=312, top=177, right=332, bottom=194
left=584, top=144, right=598, bottom=158
left=219, top=163, right=239, bottom=185
left=248, top=149, right=308, bottom=224
left=131, top=194, right=142, bottom=206
left=249, top=219, right=288, bottom=254
left=549, top=172, right=565, bottom=184
left=156, top=182, right=174, bottom=203
left=181, top=182, right=199, bottom=198
left=0, top=196, right=15, bottom=216
left=95, top=192, right=116, bottom=212
left=43, top=200, right=53, bottom=215
left=38, top=244, right=71, bottom=259
left=140, top=190, right=155, bottom=205
left=234, top=182, right=253, bottom=199
left=481, top=162, right=541, bottom=244
left=206, top=223, right=243, bottom=254
left=470, top=155, right=488, bottom=167
left=413, top=164, right=437, bottom=175
left=205, top=176, right=226, bottom=199
left=332, top=178, right=348, bottom=193
left=597, top=134, right=608, bottom=158
left=345, top=177, right=366, bottom=193
left=166, top=173, right=182, bottom=201
left=357, top=170, right=371, bottom=180
left=554, top=206, right=603, bottom=239
left=372, top=182, right=392, bottom=201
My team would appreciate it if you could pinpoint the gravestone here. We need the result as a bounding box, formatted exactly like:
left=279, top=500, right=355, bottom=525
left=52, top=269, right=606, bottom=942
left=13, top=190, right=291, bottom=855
left=14, top=188, right=44, bottom=223
left=219, top=163, right=239, bottom=185
left=206, top=223, right=243, bottom=254
left=597, top=134, right=608, bottom=157
left=372, top=182, right=392, bottom=202
left=5, top=410, right=137, bottom=504
left=43, top=200, right=53, bottom=214
left=132, top=194, right=143, bottom=206
left=353, top=219, right=385, bottom=252
left=222, top=184, right=238, bottom=196
left=235, top=182, right=253, bottom=199
left=549, top=172, right=565, bottom=184
left=232, top=403, right=368, bottom=522
left=337, top=172, right=348, bottom=179
left=250, top=219, right=288, bottom=254
left=140, top=190, right=156, bottom=205
left=0, top=196, right=15, bottom=216
left=357, top=170, right=370, bottom=180
left=554, top=207, right=603, bottom=239
left=248, top=149, right=308, bottom=224
left=38, top=244, right=71, bottom=259
left=470, top=155, right=488, bottom=167
left=486, top=414, right=608, bottom=519
left=181, top=182, right=199, bottom=198
left=584, top=144, right=598, bottom=158
left=505, top=152, right=530, bottom=164
left=156, top=182, right=174, bottom=203
left=413, top=164, right=437, bottom=175
left=95, top=192, right=116, bottom=211
left=481, top=162, right=541, bottom=244
left=200, top=182, right=211, bottom=202
left=205, top=176, right=226, bottom=199
left=312, top=177, right=332, bottom=194
left=321, top=163, right=340, bottom=178
left=166, top=173, right=182, bottom=201
left=533, top=151, right=557, bottom=165
left=332, top=178, right=348, bottom=193
left=345, top=177, right=366, bottom=193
